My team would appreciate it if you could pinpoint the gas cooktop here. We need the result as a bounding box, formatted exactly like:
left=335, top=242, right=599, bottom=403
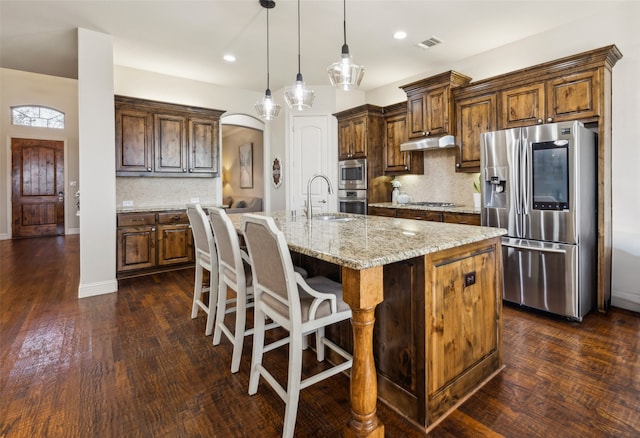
left=407, top=201, right=457, bottom=207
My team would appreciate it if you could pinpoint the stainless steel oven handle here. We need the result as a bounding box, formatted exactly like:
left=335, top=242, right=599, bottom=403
left=339, top=199, right=366, bottom=203
left=503, top=242, right=567, bottom=254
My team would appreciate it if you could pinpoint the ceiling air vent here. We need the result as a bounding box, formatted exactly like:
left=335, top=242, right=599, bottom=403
left=417, top=36, right=444, bottom=49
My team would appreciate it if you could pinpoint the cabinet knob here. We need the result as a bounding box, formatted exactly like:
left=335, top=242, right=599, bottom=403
left=425, top=131, right=430, bottom=136
left=456, top=163, right=460, bottom=168
left=151, top=227, right=156, bottom=231
left=147, top=167, right=152, bottom=171
left=547, top=117, right=553, bottom=123
left=189, top=168, right=193, bottom=172
left=183, top=168, right=187, bottom=172
left=537, top=119, right=543, bottom=124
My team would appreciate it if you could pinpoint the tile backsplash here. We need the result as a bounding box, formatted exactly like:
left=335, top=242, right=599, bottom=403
left=116, top=177, right=219, bottom=208
left=391, top=149, right=479, bottom=207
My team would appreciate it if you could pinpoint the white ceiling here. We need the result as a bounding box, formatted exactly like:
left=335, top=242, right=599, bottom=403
left=0, top=1, right=620, bottom=93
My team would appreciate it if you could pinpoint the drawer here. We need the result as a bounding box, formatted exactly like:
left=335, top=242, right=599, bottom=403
left=442, top=212, right=481, bottom=225
left=158, top=211, right=189, bottom=224
left=396, top=209, right=443, bottom=222
left=368, top=206, right=396, bottom=217
left=117, top=213, right=156, bottom=227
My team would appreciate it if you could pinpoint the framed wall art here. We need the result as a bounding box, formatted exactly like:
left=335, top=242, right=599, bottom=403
left=239, top=143, right=253, bottom=188
left=272, top=156, right=282, bottom=188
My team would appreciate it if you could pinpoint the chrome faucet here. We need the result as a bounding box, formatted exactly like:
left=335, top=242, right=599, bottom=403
left=305, top=174, right=334, bottom=219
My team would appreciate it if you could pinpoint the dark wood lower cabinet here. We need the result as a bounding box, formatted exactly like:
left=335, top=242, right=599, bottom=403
left=117, top=210, right=194, bottom=278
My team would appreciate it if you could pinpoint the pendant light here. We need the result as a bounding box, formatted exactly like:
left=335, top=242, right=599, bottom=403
left=327, top=0, right=364, bottom=90
left=255, top=0, right=281, bottom=120
left=284, top=0, right=315, bottom=110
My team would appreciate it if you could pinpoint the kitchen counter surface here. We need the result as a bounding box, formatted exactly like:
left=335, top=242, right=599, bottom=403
left=227, top=211, right=504, bottom=270
left=116, top=204, right=223, bottom=214
left=369, top=201, right=481, bottom=215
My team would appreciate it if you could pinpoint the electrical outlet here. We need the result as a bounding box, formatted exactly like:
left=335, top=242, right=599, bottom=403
left=190, top=197, right=200, bottom=203
left=69, top=180, right=77, bottom=187
left=464, top=271, right=476, bottom=287
left=122, top=200, right=134, bottom=207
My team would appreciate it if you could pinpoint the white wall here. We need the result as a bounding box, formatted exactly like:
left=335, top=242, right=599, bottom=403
left=77, top=28, right=118, bottom=298
left=0, top=68, right=80, bottom=238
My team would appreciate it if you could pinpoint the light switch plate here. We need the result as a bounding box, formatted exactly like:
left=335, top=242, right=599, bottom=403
left=122, top=200, right=134, bottom=207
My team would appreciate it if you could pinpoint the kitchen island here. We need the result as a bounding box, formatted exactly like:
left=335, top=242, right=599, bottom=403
left=227, top=211, right=506, bottom=436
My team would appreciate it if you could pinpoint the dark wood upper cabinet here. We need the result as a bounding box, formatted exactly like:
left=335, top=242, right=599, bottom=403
left=453, top=92, right=497, bottom=172
left=400, top=71, right=472, bottom=140
left=499, top=69, right=599, bottom=129
left=115, top=108, right=153, bottom=173
left=335, top=105, right=382, bottom=160
left=383, top=102, right=424, bottom=175
left=115, top=96, right=224, bottom=177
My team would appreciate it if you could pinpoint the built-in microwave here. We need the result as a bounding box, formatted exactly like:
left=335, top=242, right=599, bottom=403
left=338, top=159, right=367, bottom=190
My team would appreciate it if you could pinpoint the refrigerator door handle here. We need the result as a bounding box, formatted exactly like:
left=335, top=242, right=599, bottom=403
left=503, top=241, right=567, bottom=255
left=514, top=137, right=522, bottom=216
left=521, top=135, right=530, bottom=216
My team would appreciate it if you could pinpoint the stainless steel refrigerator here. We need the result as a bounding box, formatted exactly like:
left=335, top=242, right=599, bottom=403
left=480, top=121, right=596, bottom=320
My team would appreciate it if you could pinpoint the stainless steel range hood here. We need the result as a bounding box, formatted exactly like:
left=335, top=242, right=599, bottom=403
left=400, top=135, right=456, bottom=151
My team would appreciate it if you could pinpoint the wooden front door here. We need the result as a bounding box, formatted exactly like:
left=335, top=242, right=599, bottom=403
left=11, top=138, right=65, bottom=238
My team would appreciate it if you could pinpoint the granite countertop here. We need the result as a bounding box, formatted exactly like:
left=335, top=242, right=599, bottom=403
left=116, top=204, right=223, bottom=214
left=228, top=211, right=505, bottom=270
left=368, top=202, right=481, bottom=215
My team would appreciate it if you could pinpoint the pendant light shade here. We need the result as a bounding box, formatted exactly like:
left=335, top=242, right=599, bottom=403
left=284, top=0, right=315, bottom=110
left=327, top=0, right=364, bottom=90
left=255, top=1, right=281, bottom=120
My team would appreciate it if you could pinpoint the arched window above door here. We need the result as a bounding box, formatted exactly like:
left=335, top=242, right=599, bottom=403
left=11, top=105, right=65, bottom=129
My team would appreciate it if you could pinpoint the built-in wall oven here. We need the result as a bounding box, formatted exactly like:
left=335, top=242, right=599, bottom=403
left=338, top=189, right=367, bottom=215
left=338, top=159, right=367, bottom=190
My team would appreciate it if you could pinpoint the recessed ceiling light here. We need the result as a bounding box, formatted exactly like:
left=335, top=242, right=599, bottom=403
left=393, top=31, right=407, bottom=40
left=223, top=54, right=236, bottom=63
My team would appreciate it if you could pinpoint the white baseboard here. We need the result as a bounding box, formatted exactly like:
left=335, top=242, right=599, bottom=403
left=0, top=233, right=9, bottom=240
left=66, top=228, right=80, bottom=235
left=611, top=289, right=640, bottom=313
left=78, top=279, right=118, bottom=298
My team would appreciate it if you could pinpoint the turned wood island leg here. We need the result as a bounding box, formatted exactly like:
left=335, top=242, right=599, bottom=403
left=341, top=266, right=385, bottom=438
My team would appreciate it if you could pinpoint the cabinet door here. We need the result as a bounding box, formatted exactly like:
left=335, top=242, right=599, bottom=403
left=157, top=224, right=193, bottom=266
left=188, top=117, right=219, bottom=175
left=427, top=245, right=498, bottom=395
left=407, top=94, right=427, bottom=139
left=546, top=70, right=599, bottom=122
left=117, top=226, right=157, bottom=272
left=424, top=86, right=449, bottom=136
left=384, top=113, right=410, bottom=172
left=338, top=120, right=353, bottom=160
left=455, top=93, right=497, bottom=172
left=351, top=117, right=367, bottom=158
left=154, top=114, right=187, bottom=174
left=115, top=109, right=153, bottom=173
left=499, top=82, right=545, bottom=129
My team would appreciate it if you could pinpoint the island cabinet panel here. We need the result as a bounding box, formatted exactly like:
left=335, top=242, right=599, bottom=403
left=442, top=212, right=481, bottom=225
left=424, top=238, right=503, bottom=425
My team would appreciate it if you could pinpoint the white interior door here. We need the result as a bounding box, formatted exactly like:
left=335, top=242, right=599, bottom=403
left=290, top=116, right=335, bottom=215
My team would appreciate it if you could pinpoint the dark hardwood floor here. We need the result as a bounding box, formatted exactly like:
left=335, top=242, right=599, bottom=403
left=1, top=235, right=639, bottom=437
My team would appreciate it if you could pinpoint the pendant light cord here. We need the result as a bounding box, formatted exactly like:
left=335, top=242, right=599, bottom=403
left=297, top=0, right=301, bottom=75
left=266, top=8, right=271, bottom=90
